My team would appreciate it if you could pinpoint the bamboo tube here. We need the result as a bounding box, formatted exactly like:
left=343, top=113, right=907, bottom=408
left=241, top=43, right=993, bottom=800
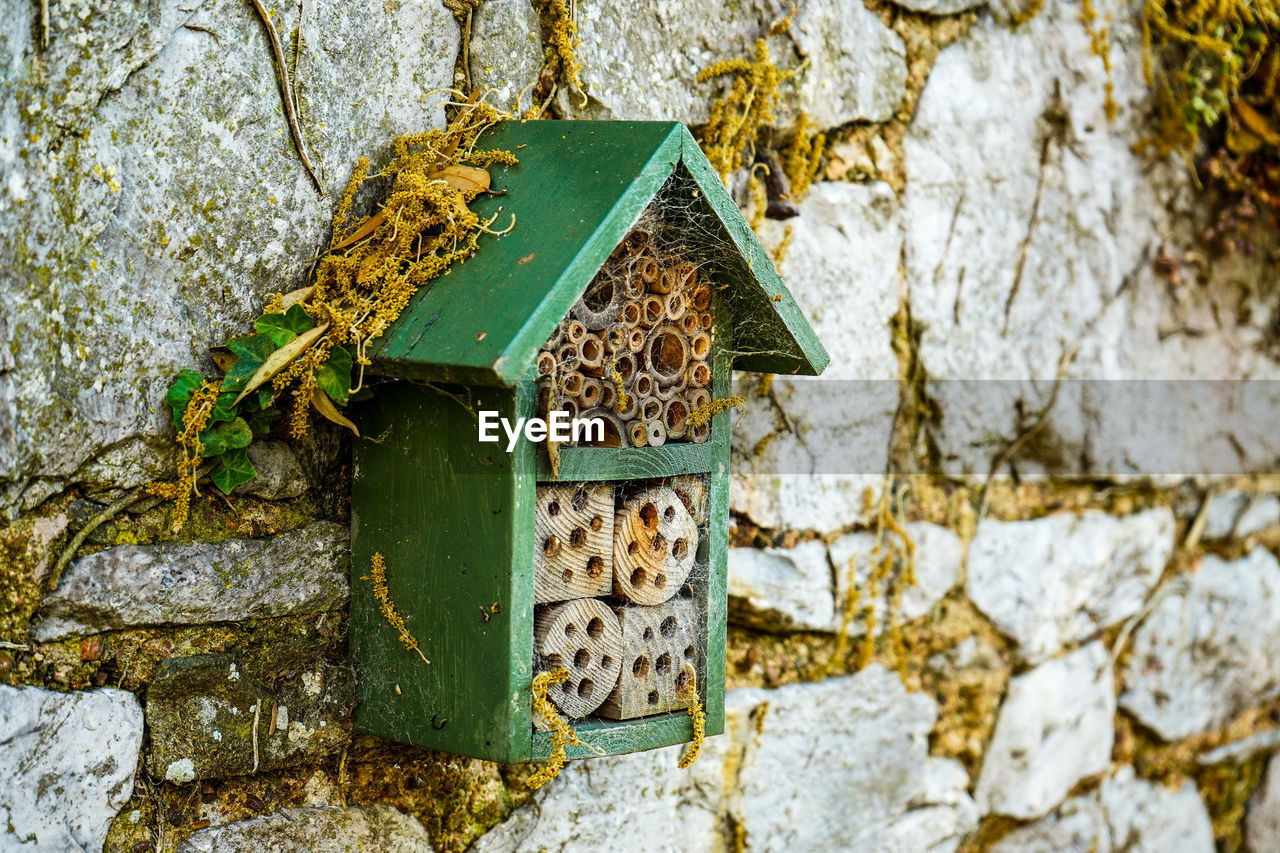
left=698, top=311, right=712, bottom=330
left=556, top=343, right=580, bottom=372
left=686, top=388, right=711, bottom=413
left=663, top=291, right=686, bottom=322
left=537, top=351, right=556, bottom=377
left=562, top=373, right=584, bottom=397
left=611, top=353, right=636, bottom=383
left=534, top=598, right=623, bottom=717
left=624, top=229, right=649, bottom=254
left=654, top=372, right=686, bottom=400
left=690, top=282, right=712, bottom=311
left=690, top=420, right=710, bottom=444
left=604, top=323, right=627, bottom=352
left=619, top=300, right=642, bottom=326
left=611, top=486, right=698, bottom=606
left=689, top=331, right=711, bottom=361
left=600, top=382, right=615, bottom=411
left=577, top=407, right=627, bottom=448
left=558, top=397, right=580, bottom=421
left=574, top=273, right=627, bottom=330
left=645, top=420, right=667, bottom=447
left=638, top=255, right=661, bottom=290
left=627, top=421, right=649, bottom=448
left=633, top=373, right=653, bottom=398
left=687, top=361, right=711, bottom=389
left=614, top=391, right=638, bottom=421
left=646, top=324, right=690, bottom=384
left=579, top=378, right=603, bottom=408
left=626, top=328, right=646, bottom=353
left=640, top=296, right=664, bottom=328
left=663, top=399, right=689, bottom=439
left=578, top=333, right=605, bottom=376
left=659, top=261, right=696, bottom=297
left=565, top=320, right=588, bottom=344
left=639, top=395, right=661, bottom=422
left=680, top=314, right=699, bottom=335
left=625, top=272, right=645, bottom=299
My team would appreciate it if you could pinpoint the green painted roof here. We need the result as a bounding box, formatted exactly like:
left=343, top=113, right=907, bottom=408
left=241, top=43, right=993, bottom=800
left=371, top=120, right=829, bottom=387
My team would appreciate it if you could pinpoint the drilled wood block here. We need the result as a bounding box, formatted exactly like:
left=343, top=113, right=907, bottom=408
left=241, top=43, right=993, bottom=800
left=598, top=598, right=701, bottom=719
left=613, top=486, right=698, bottom=605
left=534, top=483, right=614, bottom=604
left=534, top=599, right=624, bottom=719
left=669, top=474, right=708, bottom=527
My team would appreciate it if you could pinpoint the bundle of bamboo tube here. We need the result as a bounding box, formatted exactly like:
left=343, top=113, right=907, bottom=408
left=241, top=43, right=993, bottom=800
left=537, top=232, right=713, bottom=447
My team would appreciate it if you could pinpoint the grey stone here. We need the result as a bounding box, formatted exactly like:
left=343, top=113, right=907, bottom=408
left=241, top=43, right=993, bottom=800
left=731, top=182, right=902, bottom=534
left=733, top=667, right=978, bottom=851
left=34, top=521, right=349, bottom=640
left=1120, top=548, right=1280, bottom=741
left=1247, top=755, right=1280, bottom=853
left=562, top=0, right=905, bottom=130
left=232, top=441, right=308, bottom=500
left=0, top=685, right=144, bottom=851
left=1198, top=729, right=1280, bottom=767
left=1201, top=489, right=1251, bottom=539
left=177, top=804, right=434, bottom=852
left=889, top=0, right=989, bottom=14
left=902, top=0, right=1280, bottom=479
left=727, top=541, right=835, bottom=632
left=1236, top=496, right=1280, bottom=538
left=146, top=648, right=354, bottom=782
left=967, top=509, right=1175, bottom=662
left=976, top=642, right=1115, bottom=819
left=993, top=766, right=1216, bottom=853
left=470, top=0, right=543, bottom=115
left=830, top=521, right=964, bottom=631
left=0, top=0, right=459, bottom=515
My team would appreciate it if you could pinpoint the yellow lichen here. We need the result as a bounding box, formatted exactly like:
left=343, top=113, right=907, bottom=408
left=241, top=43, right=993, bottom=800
left=366, top=553, right=429, bottom=665
left=527, top=667, right=583, bottom=789
left=782, top=112, right=825, bottom=201
left=146, top=380, right=219, bottom=533
left=687, top=394, right=745, bottom=428
left=1080, top=0, right=1117, bottom=122
left=770, top=225, right=794, bottom=265
left=676, top=662, right=706, bottom=769
left=607, top=359, right=630, bottom=414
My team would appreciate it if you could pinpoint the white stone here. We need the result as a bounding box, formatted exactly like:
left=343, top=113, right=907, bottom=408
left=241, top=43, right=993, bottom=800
left=0, top=685, right=144, bottom=851
left=1120, top=548, right=1280, bottom=740
left=0, top=0, right=460, bottom=514
left=178, top=805, right=435, bottom=853
left=1237, top=496, right=1280, bottom=538
left=470, top=0, right=543, bottom=114
left=991, top=796, right=1107, bottom=853
left=830, top=521, right=964, bottom=631
left=734, top=667, right=978, bottom=851
left=889, top=0, right=988, bottom=14
left=1100, top=766, right=1215, bottom=853
left=1201, top=489, right=1251, bottom=539
left=727, top=541, right=835, bottom=632
left=562, top=0, right=905, bottom=130
left=967, top=509, right=1175, bottom=662
left=35, top=521, right=349, bottom=640
left=1247, top=755, right=1280, bottom=853
left=976, top=642, right=1115, bottom=820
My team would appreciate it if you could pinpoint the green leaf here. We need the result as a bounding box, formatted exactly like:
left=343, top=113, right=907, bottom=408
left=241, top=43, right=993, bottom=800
left=246, top=407, right=281, bottom=437
left=197, top=417, right=254, bottom=458
left=211, top=447, right=257, bottom=494
left=221, top=334, right=277, bottom=394
left=166, top=369, right=205, bottom=430
left=255, top=304, right=315, bottom=347
left=313, top=345, right=353, bottom=405
left=208, top=392, right=239, bottom=426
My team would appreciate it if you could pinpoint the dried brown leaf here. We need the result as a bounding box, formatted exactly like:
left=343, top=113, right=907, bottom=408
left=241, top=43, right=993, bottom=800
left=232, top=323, right=329, bottom=406
left=311, top=386, right=360, bottom=436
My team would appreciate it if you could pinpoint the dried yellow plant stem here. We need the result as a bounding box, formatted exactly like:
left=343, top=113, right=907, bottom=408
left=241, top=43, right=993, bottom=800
left=146, top=380, right=219, bottom=532
left=687, top=394, right=745, bottom=428
left=527, top=667, right=581, bottom=789
left=676, top=663, right=706, bottom=769
left=367, top=553, right=429, bottom=664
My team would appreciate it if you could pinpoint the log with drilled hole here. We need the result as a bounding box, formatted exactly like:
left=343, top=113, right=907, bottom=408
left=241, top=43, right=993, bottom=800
left=534, top=483, right=615, bottom=604
left=598, top=598, right=701, bottom=719
left=612, top=486, right=698, bottom=605
left=534, top=599, right=624, bottom=718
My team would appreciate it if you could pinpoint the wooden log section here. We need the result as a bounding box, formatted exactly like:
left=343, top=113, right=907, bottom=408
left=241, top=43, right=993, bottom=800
left=638, top=395, right=662, bottom=422
left=626, top=328, right=646, bottom=353
left=534, top=482, right=615, bottom=604
left=645, top=420, right=667, bottom=447
left=680, top=313, right=700, bottom=335
left=536, top=351, right=556, bottom=377
left=619, top=300, right=642, bottom=326
left=663, top=291, right=687, bottom=322
left=612, top=486, right=699, bottom=606
left=535, top=598, right=624, bottom=718
left=627, top=420, right=648, bottom=448
left=689, top=282, right=712, bottom=312
left=687, top=361, right=710, bottom=389
left=578, top=378, right=603, bottom=408
left=669, top=474, right=709, bottom=527
left=598, top=598, right=701, bottom=719
left=565, top=320, right=588, bottom=344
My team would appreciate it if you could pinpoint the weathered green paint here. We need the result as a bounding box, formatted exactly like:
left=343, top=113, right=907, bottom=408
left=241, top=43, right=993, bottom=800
left=371, top=121, right=829, bottom=386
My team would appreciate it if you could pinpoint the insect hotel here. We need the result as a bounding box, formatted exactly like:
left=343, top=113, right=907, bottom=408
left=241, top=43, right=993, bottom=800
left=350, top=121, right=828, bottom=764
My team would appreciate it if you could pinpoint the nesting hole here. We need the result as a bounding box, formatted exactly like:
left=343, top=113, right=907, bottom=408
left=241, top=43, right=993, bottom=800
left=663, top=505, right=676, bottom=521
left=587, top=617, right=605, bottom=639
left=638, top=502, right=658, bottom=529
left=653, top=573, right=667, bottom=589
left=582, top=277, right=617, bottom=312
left=656, top=653, right=671, bottom=674
left=564, top=622, right=577, bottom=638
left=675, top=670, right=691, bottom=693
left=627, top=540, right=639, bottom=555
left=574, top=649, right=590, bottom=668
left=543, top=535, right=561, bottom=558
left=630, top=567, right=647, bottom=588
left=569, top=527, right=587, bottom=548
left=561, top=568, right=573, bottom=583
left=647, top=691, right=660, bottom=705
left=548, top=501, right=561, bottom=516
left=660, top=616, right=677, bottom=638
left=643, top=627, right=654, bottom=641
left=684, top=645, right=695, bottom=660
left=651, top=532, right=667, bottom=554
left=586, top=556, right=604, bottom=578
left=590, top=515, right=603, bottom=531
left=633, top=656, right=650, bottom=678
left=602, top=654, right=614, bottom=669
left=672, top=538, right=688, bottom=559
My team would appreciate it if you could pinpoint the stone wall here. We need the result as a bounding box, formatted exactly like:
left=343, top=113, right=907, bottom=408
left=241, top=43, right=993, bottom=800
left=3, top=0, right=1280, bottom=850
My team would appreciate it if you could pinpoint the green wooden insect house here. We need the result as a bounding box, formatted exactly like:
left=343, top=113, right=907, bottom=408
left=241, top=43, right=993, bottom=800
left=349, top=121, right=828, bottom=764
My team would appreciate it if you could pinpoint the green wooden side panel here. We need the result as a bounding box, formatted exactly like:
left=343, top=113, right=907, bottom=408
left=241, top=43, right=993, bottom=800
left=372, top=121, right=683, bottom=387
left=350, top=382, right=534, bottom=762
left=370, top=120, right=829, bottom=387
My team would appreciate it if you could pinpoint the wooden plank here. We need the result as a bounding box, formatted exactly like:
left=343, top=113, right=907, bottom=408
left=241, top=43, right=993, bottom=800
left=532, top=712, right=694, bottom=761
left=534, top=436, right=720, bottom=481
left=702, top=293, right=730, bottom=738
left=350, top=381, right=532, bottom=762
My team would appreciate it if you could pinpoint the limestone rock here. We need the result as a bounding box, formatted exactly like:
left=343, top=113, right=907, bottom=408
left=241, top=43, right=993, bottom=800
left=991, top=796, right=1107, bottom=853
left=0, top=0, right=459, bottom=514
left=966, top=509, right=1175, bottom=662
left=732, top=182, right=902, bottom=534
left=0, top=685, right=144, bottom=851
left=888, top=0, right=988, bottom=14
left=1236, top=495, right=1280, bottom=538
left=976, top=642, right=1115, bottom=819
left=233, top=441, right=308, bottom=500
left=470, top=0, right=543, bottom=115
left=177, top=804, right=433, bottom=852
left=727, top=541, right=835, bottom=632
left=734, top=667, right=978, bottom=851
left=562, top=0, right=905, bottom=130
left=1199, top=489, right=1252, bottom=539
left=1247, top=755, right=1280, bottom=853
left=146, top=648, right=354, bottom=782
left=1120, top=548, right=1280, bottom=740
left=34, top=521, right=349, bottom=640
left=830, top=521, right=963, bottom=631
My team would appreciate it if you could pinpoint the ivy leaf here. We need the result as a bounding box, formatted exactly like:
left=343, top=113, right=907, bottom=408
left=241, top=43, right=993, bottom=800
left=313, top=345, right=353, bottom=405
left=221, top=334, right=277, bottom=395
left=211, top=447, right=257, bottom=494
left=208, top=392, right=239, bottom=426
left=166, top=369, right=205, bottom=429
left=197, top=417, right=253, bottom=458
left=246, top=407, right=281, bottom=437
left=255, top=303, right=316, bottom=347
left=231, top=324, right=328, bottom=406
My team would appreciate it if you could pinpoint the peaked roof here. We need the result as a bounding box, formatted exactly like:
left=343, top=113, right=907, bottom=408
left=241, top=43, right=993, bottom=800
left=371, top=120, right=829, bottom=387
